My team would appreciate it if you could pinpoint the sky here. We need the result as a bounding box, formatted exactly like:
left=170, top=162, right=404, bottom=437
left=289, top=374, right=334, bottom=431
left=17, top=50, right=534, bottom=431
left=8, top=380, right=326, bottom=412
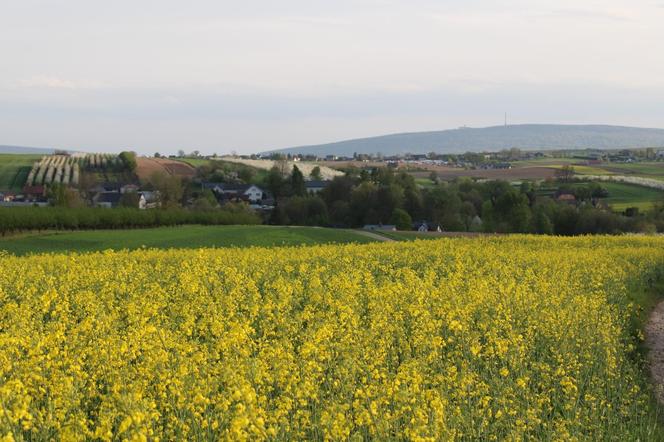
left=1, top=0, right=664, bottom=154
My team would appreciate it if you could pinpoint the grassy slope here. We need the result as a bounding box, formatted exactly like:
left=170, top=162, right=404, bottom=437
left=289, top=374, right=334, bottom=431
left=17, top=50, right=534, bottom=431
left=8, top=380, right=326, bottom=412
left=0, top=225, right=376, bottom=255
left=0, top=154, right=42, bottom=191
left=177, top=158, right=268, bottom=184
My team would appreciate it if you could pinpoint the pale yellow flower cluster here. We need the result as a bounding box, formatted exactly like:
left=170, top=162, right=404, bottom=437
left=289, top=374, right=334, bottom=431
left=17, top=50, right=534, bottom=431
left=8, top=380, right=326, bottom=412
left=1, top=236, right=663, bottom=440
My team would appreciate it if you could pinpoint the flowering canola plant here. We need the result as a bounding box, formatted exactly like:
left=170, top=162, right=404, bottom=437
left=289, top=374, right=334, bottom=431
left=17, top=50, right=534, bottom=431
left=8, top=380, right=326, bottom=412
left=1, top=236, right=664, bottom=441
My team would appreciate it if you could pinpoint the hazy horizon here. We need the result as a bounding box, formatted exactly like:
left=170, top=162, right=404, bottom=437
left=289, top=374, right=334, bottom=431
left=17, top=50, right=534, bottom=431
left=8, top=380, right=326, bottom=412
left=2, top=0, right=664, bottom=155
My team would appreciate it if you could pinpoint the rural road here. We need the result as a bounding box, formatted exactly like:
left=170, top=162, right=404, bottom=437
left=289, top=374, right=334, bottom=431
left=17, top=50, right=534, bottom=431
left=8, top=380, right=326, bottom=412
left=646, top=300, right=664, bottom=404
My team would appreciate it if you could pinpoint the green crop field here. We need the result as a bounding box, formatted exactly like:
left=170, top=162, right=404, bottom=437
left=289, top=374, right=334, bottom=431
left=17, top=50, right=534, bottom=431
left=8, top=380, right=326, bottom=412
left=0, top=225, right=376, bottom=255
left=514, top=158, right=581, bottom=167
left=178, top=157, right=211, bottom=167
left=602, top=162, right=664, bottom=180
left=0, top=154, right=42, bottom=191
left=602, top=182, right=664, bottom=211
left=569, top=181, right=664, bottom=211
left=544, top=163, right=614, bottom=176
left=516, top=159, right=664, bottom=181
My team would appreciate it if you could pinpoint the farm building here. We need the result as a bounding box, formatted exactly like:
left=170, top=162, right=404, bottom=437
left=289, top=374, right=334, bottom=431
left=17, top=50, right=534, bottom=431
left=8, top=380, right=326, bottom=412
left=414, top=221, right=443, bottom=232
left=363, top=224, right=397, bottom=231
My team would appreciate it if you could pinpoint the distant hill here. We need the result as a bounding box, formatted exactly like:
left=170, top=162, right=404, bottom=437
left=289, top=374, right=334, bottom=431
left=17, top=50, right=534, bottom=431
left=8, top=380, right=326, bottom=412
left=0, top=145, right=54, bottom=155
left=265, top=124, right=664, bottom=156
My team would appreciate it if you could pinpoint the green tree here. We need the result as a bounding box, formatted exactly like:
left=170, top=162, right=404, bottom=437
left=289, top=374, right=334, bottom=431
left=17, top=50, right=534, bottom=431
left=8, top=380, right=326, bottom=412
left=375, top=184, right=404, bottom=222
left=281, top=196, right=329, bottom=226
left=555, top=165, right=575, bottom=182
left=238, top=167, right=255, bottom=184
left=48, top=183, right=84, bottom=208
left=290, top=165, right=307, bottom=197
left=320, top=176, right=354, bottom=206
left=192, top=189, right=219, bottom=211
left=350, top=182, right=378, bottom=226
left=390, top=208, right=412, bottom=230
left=310, top=166, right=323, bottom=181
left=264, top=166, right=286, bottom=199
left=532, top=206, right=554, bottom=234
left=119, top=192, right=141, bottom=208
left=118, top=151, right=138, bottom=172
left=149, top=171, right=184, bottom=208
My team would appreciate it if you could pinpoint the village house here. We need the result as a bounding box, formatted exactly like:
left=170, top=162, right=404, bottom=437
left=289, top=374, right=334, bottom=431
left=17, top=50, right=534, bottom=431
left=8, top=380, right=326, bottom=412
left=305, top=180, right=330, bottom=194
left=22, top=185, right=47, bottom=202
left=139, top=191, right=159, bottom=209
left=94, top=192, right=150, bottom=209
left=414, top=221, right=443, bottom=232
left=93, top=192, right=123, bottom=208
left=120, top=184, right=140, bottom=194
left=202, top=182, right=264, bottom=203
left=91, top=182, right=122, bottom=193
left=556, top=193, right=576, bottom=204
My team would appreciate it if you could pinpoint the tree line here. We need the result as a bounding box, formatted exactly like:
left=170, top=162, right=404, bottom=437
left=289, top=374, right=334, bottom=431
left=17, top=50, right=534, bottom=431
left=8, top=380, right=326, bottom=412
left=265, top=166, right=664, bottom=235
left=0, top=206, right=260, bottom=236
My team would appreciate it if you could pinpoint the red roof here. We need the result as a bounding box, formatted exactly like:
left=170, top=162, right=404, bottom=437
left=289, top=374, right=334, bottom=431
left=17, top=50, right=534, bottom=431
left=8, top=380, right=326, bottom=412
left=557, top=193, right=576, bottom=201
left=22, top=185, right=46, bottom=195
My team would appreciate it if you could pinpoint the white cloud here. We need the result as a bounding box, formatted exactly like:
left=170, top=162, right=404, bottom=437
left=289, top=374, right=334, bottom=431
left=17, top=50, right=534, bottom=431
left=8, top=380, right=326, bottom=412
left=17, top=76, right=104, bottom=90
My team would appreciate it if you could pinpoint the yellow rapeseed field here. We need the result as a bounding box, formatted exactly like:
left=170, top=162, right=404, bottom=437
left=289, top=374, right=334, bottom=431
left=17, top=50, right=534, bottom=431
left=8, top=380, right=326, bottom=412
left=1, top=236, right=664, bottom=441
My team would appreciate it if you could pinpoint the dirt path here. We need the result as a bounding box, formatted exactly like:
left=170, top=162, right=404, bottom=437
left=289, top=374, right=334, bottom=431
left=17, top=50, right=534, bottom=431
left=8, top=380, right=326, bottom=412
left=646, top=300, right=664, bottom=404
left=354, top=230, right=396, bottom=242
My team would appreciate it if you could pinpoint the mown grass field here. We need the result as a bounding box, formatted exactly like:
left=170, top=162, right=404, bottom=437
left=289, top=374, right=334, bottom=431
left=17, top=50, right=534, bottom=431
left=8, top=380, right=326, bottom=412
left=0, top=154, right=42, bottom=191
left=0, top=225, right=375, bottom=255
left=1, top=237, right=664, bottom=440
